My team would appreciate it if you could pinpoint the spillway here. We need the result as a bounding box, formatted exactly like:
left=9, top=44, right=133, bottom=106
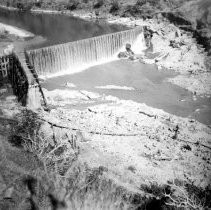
left=27, top=27, right=144, bottom=77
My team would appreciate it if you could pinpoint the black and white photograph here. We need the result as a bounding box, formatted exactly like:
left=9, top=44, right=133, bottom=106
left=0, top=0, right=210, bottom=209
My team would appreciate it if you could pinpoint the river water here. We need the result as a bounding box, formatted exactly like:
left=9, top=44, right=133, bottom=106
left=43, top=60, right=211, bottom=125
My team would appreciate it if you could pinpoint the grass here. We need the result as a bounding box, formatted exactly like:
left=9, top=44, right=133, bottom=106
left=6, top=109, right=140, bottom=209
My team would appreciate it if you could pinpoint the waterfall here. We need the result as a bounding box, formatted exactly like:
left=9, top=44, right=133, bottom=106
left=27, top=27, right=144, bottom=77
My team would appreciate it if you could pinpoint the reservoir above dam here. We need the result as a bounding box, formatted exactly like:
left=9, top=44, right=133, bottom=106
left=0, top=7, right=126, bottom=49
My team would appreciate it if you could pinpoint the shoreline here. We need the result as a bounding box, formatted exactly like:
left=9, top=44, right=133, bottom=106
left=0, top=22, right=34, bottom=38
left=0, top=85, right=210, bottom=209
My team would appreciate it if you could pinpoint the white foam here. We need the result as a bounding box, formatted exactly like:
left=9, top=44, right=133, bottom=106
left=63, top=82, right=77, bottom=88
left=29, top=27, right=145, bottom=78
left=37, top=56, right=117, bottom=79
left=95, top=85, right=135, bottom=90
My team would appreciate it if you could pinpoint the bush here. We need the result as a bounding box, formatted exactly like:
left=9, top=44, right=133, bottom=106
left=124, top=3, right=154, bottom=18
left=10, top=109, right=42, bottom=149
left=136, top=0, right=164, bottom=10
left=16, top=1, right=33, bottom=11
left=8, top=135, right=24, bottom=148
left=66, top=0, right=79, bottom=10
left=34, top=0, right=43, bottom=8
left=148, top=0, right=159, bottom=6
left=109, top=0, right=120, bottom=13
left=93, top=0, right=104, bottom=8
left=136, top=0, right=146, bottom=7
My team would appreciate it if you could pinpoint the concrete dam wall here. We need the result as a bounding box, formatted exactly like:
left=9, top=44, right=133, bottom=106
left=0, top=27, right=145, bottom=109
left=0, top=52, right=45, bottom=109
left=0, top=53, right=29, bottom=106
left=27, top=27, right=144, bottom=77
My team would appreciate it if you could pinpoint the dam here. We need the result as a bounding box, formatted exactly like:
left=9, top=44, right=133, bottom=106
left=0, top=23, right=145, bottom=107
left=26, top=27, right=144, bottom=76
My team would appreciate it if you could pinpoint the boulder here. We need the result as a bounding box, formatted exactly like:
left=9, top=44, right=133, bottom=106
left=3, top=186, right=14, bottom=199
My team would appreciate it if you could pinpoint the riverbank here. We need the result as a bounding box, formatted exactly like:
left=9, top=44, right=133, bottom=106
left=0, top=20, right=46, bottom=56
left=105, top=16, right=211, bottom=96
left=1, top=0, right=210, bottom=51
left=0, top=20, right=35, bottom=55
left=43, top=87, right=211, bottom=188
left=0, top=22, right=34, bottom=38
left=0, top=86, right=210, bottom=209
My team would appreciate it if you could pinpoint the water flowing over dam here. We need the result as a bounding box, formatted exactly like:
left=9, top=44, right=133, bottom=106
left=27, top=27, right=144, bottom=77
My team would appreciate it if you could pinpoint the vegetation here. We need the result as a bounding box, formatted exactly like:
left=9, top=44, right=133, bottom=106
left=140, top=180, right=211, bottom=210
left=4, top=0, right=34, bottom=11
left=0, top=27, right=9, bottom=40
left=93, top=0, right=104, bottom=9
left=66, top=0, right=80, bottom=11
left=6, top=108, right=210, bottom=209
left=109, top=0, right=120, bottom=14
left=6, top=109, right=137, bottom=209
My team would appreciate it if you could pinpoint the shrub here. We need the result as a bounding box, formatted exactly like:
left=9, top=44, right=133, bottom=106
left=93, top=0, right=104, bottom=8
left=136, top=0, right=164, bottom=10
left=16, top=2, right=24, bottom=10
left=66, top=0, right=79, bottom=10
left=8, top=135, right=24, bottom=148
left=125, top=2, right=156, bottom=18
left=16, top=1, right=33, bottom=11
left=14, top=109, right=41, bottom=137
left=109, top=0, right=120, bottom=13
left=136, top=0, right=146, bottom=7
left=34, top=0, right=43, bottom=8
left=149, top=0, right=158, bottom=6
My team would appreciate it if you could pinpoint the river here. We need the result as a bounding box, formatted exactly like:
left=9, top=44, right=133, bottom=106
left=43, top=60, right=211, bottom=125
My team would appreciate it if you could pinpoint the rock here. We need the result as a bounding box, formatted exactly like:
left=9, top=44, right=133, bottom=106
left=3, top=186, right=14, bottom=199
left=0, top=89, right=7, bottom=94
left=118, top=51, right=128, bottom=58
left=0, top=183, right=7, bottom=195
left=157, top=65, right=162, bottom=70
left=193, top=95, right=197, bottom=101
left=175, top=29, right=181, bottom=38
left=3, top=44, right=14, bottom=55
left=64, top=82, right=76, bottom=88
